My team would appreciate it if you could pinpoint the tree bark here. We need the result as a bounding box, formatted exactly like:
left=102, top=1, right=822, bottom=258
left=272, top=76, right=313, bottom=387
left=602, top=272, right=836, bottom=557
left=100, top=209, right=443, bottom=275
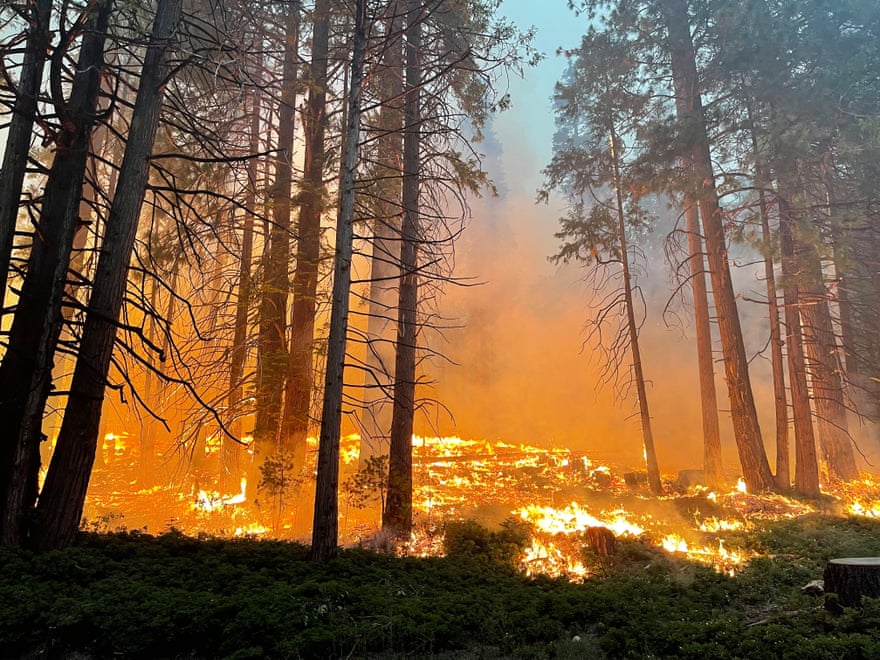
left=799, top=243, right=859, bottom=481
left=225, top=68, right=262, bottom=487
left=824, top=557, right=880, bottom=608
left=778, top=194, right=821, bottom=497
left=0, top=1, right=113, bottom=546
left=660, top=0, right=774, bottom=491
left=284, top=0, right=332, bottom=464
left=311, top=0, right=368, bottom=563
left=683, top=198, right=723, bottom=487
left=31, top=0, right=182, bottom=551
left=382, top=0, right=422, bottom=539
left=0, top=0, right=52, bottom=315
left=360, top=2, right=404, bottom=462
left=255, top=6, right=299, bottom=458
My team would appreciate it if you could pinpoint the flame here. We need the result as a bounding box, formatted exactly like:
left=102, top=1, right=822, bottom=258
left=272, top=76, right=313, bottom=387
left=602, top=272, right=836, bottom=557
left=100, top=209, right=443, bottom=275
left=83, top=431, right=880, bottom=581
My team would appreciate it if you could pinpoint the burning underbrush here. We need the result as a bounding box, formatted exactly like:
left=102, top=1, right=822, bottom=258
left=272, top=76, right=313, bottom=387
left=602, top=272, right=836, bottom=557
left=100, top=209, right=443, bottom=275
left=83, top=434, right=880, bottom=579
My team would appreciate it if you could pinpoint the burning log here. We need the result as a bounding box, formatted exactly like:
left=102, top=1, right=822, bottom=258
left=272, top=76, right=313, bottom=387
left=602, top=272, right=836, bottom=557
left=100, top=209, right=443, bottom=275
left=823, top=557, right=880, bottom=607
left=585, top=526, right=617, bottom=557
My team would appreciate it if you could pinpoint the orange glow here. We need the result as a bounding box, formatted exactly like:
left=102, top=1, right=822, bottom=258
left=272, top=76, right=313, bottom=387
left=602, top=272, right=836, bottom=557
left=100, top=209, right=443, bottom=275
left=83, top=432, right=880, bottom=580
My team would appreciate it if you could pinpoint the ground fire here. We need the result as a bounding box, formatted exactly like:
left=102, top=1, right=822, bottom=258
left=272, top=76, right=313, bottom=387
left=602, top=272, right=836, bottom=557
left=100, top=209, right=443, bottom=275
left=81, top=433, right=880, bottom=580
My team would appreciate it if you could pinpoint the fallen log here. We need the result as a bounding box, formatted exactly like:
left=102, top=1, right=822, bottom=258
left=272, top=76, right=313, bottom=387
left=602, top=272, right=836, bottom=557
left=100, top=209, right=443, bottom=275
left=823, top=557, right=880, bottom=607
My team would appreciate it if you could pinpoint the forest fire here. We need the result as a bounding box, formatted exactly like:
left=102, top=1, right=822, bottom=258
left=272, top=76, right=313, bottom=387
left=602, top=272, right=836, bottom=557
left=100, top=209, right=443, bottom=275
left=83, top=433, right=880, bottom=580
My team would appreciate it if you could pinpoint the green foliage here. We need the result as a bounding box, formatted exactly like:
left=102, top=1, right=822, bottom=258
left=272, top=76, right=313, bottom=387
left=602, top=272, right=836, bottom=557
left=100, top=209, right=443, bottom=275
left=3, top=516, right=880, bottom=658
left=443, top=517, right=532, bottom=565
left=341, top=454, right=388, bottom=510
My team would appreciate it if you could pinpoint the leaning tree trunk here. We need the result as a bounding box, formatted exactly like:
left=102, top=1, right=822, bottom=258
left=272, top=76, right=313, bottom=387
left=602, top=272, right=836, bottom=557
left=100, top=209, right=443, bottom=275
left=31, top=0, right=181, bottom=551
left=778, top=193, right=821, bottom=497
left=0, top=0, right=52, bottom=314
left=610, top=128, right=662, bottom=494
left=0, top=1, right=113, bottom=547
left=311, top=0, right=367, bottom=563
left=683, top=196, right=723, bottom=487
left=798, top=232, right=859, bottom=482
left=284, top=0, right=332, bottom=466
left=660, top=0, right=774, bottom=491
left=359, top=2, right=404, bottom=462
left=382, top=0, right=422, bottom=539
left=254, top=6, right=299, bottom=459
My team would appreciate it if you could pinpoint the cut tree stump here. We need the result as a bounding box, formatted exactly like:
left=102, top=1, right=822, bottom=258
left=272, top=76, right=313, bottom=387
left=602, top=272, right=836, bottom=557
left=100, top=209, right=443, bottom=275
left=823, top=557, right=880, bottom=607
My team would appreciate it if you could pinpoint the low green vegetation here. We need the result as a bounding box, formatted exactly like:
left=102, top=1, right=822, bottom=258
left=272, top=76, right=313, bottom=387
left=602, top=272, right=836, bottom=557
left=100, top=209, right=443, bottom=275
left=3, top=515, right=880, bottom=659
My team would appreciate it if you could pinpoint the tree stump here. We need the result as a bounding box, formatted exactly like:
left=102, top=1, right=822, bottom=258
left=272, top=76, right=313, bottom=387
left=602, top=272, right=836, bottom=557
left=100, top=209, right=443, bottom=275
left=585, top=526, right=617, bottom=557
left=823, top=558, right=880, bottom=607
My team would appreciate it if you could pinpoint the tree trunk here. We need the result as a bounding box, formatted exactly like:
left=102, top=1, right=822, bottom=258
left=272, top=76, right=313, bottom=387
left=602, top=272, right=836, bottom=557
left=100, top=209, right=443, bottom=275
left=0, top=1, right=113, bottom=547
left=778, top=194, right=821, bottom=497
left=660, top=0, right=774, bottom=491
left=799, top=243, right=859, bottom=481
left=284, top=0, right=332, bottom=464
left=311, top=0, right=368, bottom=563
left=683, top=198, right=723, bottom=487
left=226, top=70, right=262, bottom=487
left=255, top=6, right=299, bottom=459
left=31, top=0, right=181, bottom=551
left=749, top=115, right=790, bottom=490
left=382, top=0, right=422, bottom=539
left=611, top=128, right=662, bottom=494
left=0, top=0, right=52, bottom=315
left=824, top=558, right=880, bottom=608
left=360, top=3, right=404, bottom=462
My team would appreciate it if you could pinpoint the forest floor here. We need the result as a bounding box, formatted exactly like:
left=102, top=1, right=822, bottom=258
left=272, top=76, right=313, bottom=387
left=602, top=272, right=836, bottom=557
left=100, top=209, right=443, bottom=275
left=3, top=514, right=880, bottom=659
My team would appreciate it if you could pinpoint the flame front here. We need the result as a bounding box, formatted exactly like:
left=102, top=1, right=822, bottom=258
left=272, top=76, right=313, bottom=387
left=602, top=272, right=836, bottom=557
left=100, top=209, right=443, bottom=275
left=84, top=433, right=880, bottom=580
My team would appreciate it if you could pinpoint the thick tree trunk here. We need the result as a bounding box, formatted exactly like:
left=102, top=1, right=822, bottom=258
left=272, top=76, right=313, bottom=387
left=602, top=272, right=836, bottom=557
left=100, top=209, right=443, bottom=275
left=799, top=245, right=859, bottom=481
left=360, top=4, right=404, bottom=462
left=382, top=0, right=422, bottom=539
left=683, top=198, right=723, bottom=487
left=0, top=0, right=52, bottom=314
left=255, top=6, right=299, bottom=459
left=0, top=1, right=113, bottom=546
left=778, top=195, right=821, bottom=497
left=30, top=0, right=181, bottom=551
left=660, top=0, right=774, bottom=491
left=284, top=0, right=332, bottom=464
left=311, top=0, right=367, bottom=563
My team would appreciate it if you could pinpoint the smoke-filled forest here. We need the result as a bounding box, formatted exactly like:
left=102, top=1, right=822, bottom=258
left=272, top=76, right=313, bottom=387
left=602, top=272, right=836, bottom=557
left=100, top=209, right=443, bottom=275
left=2, top=0, right=880, bottom=657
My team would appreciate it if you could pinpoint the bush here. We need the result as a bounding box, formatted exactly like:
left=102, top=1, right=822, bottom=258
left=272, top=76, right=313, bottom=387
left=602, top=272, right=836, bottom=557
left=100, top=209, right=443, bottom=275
left=443, top=517, right=531, bottom=564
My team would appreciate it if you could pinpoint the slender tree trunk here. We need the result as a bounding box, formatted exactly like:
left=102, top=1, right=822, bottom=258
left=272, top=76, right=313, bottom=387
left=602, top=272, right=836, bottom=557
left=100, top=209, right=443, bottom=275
left=683, top=197, right=723, bottom=487
left=383, top=0, right=421, bottom=538
left=660, top=0, right=774, bottom=491
left=778, top=194, right=821, bottom=497
left=225, top=75, right=262, bottom=487
left=30, top=0, right=181, bottom=551
left=749, top=114, right=790, bottom=489
left=284, top=0, right=332, bottom=464
left=758, top=188, right=790, bottom=489
left=311, top=0, right=368, bottom=562
left=0, top=1, right=113, bottom=546
left=612, top=129, right=662, bottom=494
left=360, top=4, right=404, bottom=461
left=255, top=6, right=299, bottom=457
left=0, top=0, right=52, bottom=315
